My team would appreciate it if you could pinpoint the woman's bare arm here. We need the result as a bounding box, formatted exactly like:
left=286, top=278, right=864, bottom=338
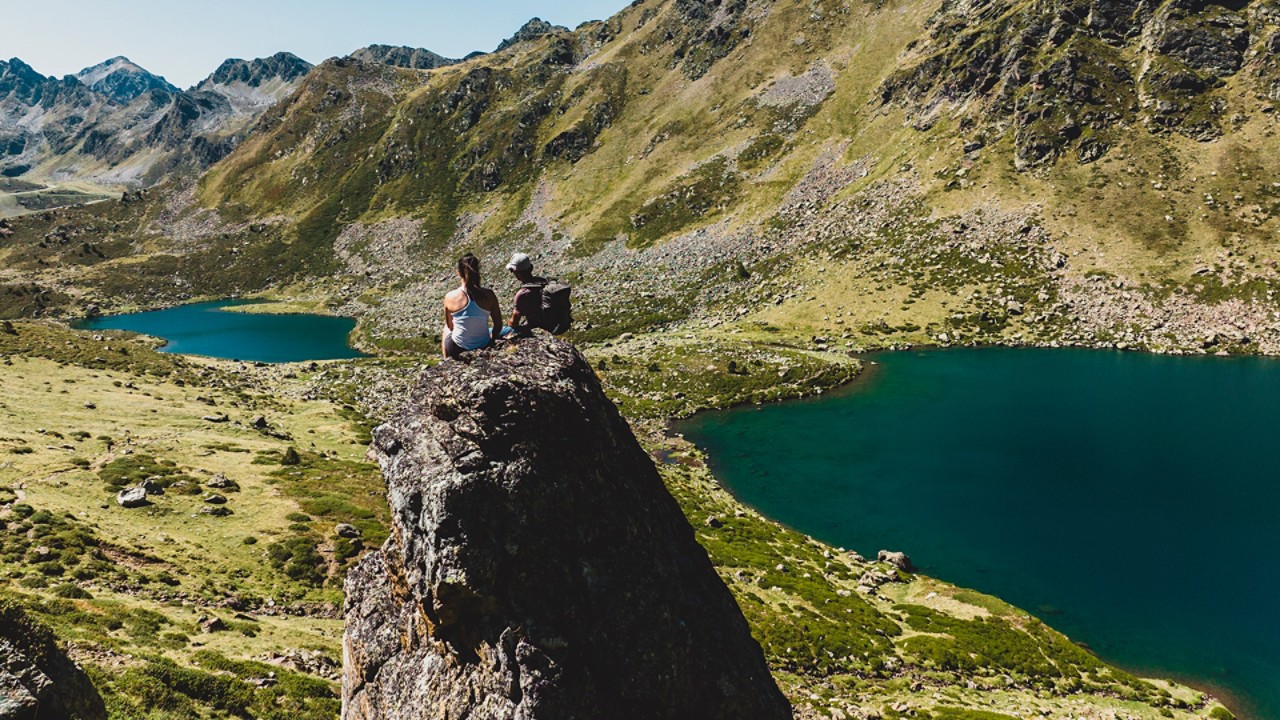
left=482, top=290, right=504, bottom=341
left=441, top=300, right=453, bottom=358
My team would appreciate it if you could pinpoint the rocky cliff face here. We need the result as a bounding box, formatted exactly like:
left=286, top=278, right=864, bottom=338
left=0, top=600, right=105, bottom=720
left=342, top=338, right=792, bottom=720
left=880, top=0, right=1280, bottom=167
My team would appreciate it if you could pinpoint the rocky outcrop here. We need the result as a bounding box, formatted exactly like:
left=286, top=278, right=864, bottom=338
left=115, top=486, right=148, bottom=508
left=0, top=59, right=54, bottom=106
left=496, top=18, right=570, bottom=52
left=342, top=338, right=791, bottom=720
left=878, top=550, right=914, bottom=572
left=0, top=599, right=105, bottom=719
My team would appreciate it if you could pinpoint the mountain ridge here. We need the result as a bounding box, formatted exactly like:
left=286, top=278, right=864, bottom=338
left=0, top=52, right=314, bottom=191
left=496, top=16, right=572, bottom=51
left=197, top=52, right=313, bottom=91
left=4, top=0, right=1277, bottom=360
left=348, top=44, right=458, bottom=70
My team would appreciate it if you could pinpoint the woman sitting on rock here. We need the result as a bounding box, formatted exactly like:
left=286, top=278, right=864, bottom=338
left=442, top=253, right=504, bottom=359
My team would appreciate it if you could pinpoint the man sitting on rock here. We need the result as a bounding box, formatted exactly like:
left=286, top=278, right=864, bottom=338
left=505, top=252, right=547, bottom=336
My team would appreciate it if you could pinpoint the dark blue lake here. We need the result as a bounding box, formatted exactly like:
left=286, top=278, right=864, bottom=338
left=680, top=348, right=1280, bottom=720
left=77, top=300, right=365, bottom=363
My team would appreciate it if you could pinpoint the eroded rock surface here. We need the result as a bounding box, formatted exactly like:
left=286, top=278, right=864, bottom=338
left=342, top=338, right=791, bottom=720
left=0, top=600, right=105, bottom=720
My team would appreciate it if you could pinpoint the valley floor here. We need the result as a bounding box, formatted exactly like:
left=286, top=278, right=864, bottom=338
left=0, top=319, right=1236, bottom=720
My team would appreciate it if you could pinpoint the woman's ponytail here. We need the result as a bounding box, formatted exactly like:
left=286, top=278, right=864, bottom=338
left=458, top=253, right=482, bottom=292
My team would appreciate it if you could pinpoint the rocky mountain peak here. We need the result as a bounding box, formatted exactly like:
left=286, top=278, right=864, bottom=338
left=349, top=44, right=458, bottom=70
left=75, top=56, right=177, bottom=103
left=0, top=58, right=50, bottom=105
left=198, top=52, right=313, bottom=90
left=2, top=57, right=45, bottom=81
left=342, top=338, right=792, bottom=719
left=496, top=17, right=570, bottom=51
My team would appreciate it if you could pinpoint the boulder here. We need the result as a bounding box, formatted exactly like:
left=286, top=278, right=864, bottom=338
left=859, top=570, right=895, bottom=588
left=205, top=473, right=236, bottom=490
left=203, top=494, right=227, bottom=505
left=343, top=338, right=791, bottom=720
left=335, top=523, right=361, bottom=539
left=877, top=550, right=914, bottom=572
left=115, top=486, right=148, bottom=508
left=0, top=599, right=106, bottom=719
left=141, top=477, right=165, bottom=495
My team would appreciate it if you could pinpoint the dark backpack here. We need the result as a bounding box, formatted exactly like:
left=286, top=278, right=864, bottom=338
left=523, top=279, right=573, bottom=335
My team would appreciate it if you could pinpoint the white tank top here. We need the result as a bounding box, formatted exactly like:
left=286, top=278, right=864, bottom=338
left=450, top=292, right=491, bottom=350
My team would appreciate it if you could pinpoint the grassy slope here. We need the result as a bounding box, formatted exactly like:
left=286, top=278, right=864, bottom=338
left=189, top=0, right=1279, bottom=276
left=2, top=0, right=1275, bottom=361
left=195, top=0, right=927, bottom=245
left=0, top=322, right=387, bottom=718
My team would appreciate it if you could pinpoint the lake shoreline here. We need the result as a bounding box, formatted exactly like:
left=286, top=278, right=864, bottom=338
left=677, top=347, right=1277, bottom=720
left=678, top=424, right=1245, bottom=719
left=685, top=451, right=1245, bottom=720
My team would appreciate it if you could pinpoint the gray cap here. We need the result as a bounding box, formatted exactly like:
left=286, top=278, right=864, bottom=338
left=506, top=252, right=533, bottom=272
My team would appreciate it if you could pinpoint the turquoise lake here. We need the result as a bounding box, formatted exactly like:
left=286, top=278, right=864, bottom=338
left=76, top=300, right=365, bottom=363
left=680, top=348, right=1280, bottom=720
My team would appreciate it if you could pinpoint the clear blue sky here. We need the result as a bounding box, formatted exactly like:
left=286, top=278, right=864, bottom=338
left=2, top=0, right=629, bottom=88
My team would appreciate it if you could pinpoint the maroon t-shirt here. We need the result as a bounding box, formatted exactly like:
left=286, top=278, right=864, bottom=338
left=514, top=279, right=545, bottom=325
